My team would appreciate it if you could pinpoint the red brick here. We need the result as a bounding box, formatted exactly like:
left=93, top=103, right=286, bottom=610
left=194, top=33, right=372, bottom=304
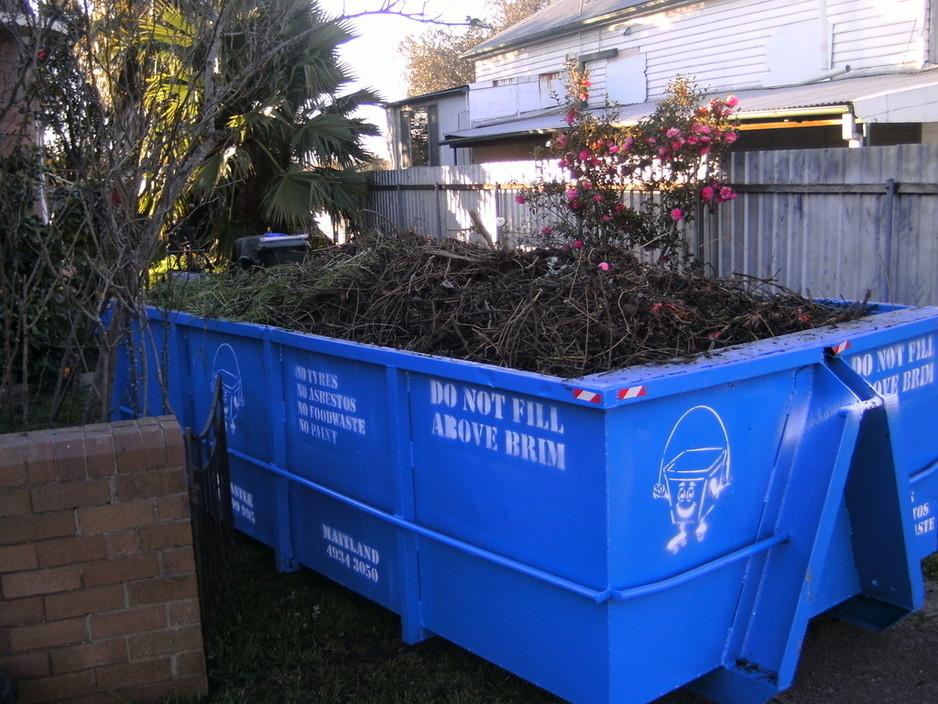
left=0, top=434, right=26, bottom=486
left=156, top=494, right=191, bottom=522
left=129, top=626, right=202, bottom=659
left=0, top=487, right=30, bottom=517
left=83, top=427, right=116, bottom=477
left=111, top=425, right=144, bottom=474
left=139, top=423, right=168, bottom=470
left=16, top=670, right=96, bottom=703
left=77, top=499, right=155, bottom=534
left=36, top=534, right=107, bottom=568
left=167, top=598, right=201, bottom=628
left=105, top=530, right=141, bottom=558
left=115, top=468, right=186, bottom=502
left=52, top=429, right=88, bottom=480
left=0, top=510, right=75, bottom=547
left=161, top=419, right=186, bottom=468
left=0, top=596, right=43, bottom=627
left=0, top=650, right=51, bottom=678
left=31, top=478, right=111, bottom=513
left=128, top=574, right=198, bottom=606
left=8, top=617, right=88, bottom=650
left=49, top=637, right=129, bottom=674
left=90, top=604, right=167, bottom=640
left=139, top=522, right=193, bottom=553
left=25, top=434, right=56, bottom=484
left=2, top=564, right=81, bottom=598
left=82, top=553, right=160, bottom=587
left=44, top=584, right=124, bottom=620
left=161, top=546, right=196, bottom=576
left=0, top=542, right=37, bottom=572
left=175, top=648, right=209, bottom=679
left=95, top=656, right=173, bottom=690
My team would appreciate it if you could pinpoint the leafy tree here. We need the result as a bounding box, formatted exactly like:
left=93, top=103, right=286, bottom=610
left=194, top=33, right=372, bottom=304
left=400, top=0, right=549, bottom=97
left=181, top=0, right=382, bottom=250
left=0, top=0, right=381, bottom=427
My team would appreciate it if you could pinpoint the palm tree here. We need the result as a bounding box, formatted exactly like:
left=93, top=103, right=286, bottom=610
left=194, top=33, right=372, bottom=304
left=178, top=0, right=381, bottom=253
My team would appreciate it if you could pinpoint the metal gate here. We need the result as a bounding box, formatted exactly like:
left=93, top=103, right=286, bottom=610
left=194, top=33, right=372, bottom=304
left=185, top=376, right=234, bottom=660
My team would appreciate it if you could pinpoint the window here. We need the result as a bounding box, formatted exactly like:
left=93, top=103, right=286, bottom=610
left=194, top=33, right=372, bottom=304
left=401, top=104, right=440, bottom=167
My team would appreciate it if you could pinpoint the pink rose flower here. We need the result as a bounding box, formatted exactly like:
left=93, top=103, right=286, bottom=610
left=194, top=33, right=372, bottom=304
left=670, top=208, right=684, bottom=221
left=724, top=131, right=738, bottom=144
left=566, top=188, right=578, bottom=200
left=701, top=186, right=715, bottom=201
left=514, top=195, right=526, bottom=204
left=564, top=109, right=577, bottom=125
left=541, top=226, right=553, bottom=235
left=592, top=194, right=603, bottom=203
left=598, top=262, right=610, bottom=271
left=725, top=95, right=739, bottom=107
left=572, top=240, right=584, bottom=248
left=666, top=128, right=682, bottom=138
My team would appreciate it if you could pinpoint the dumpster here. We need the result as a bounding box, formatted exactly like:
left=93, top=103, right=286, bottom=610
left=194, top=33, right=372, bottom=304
left=114, top=302, right=938, bottom=704
left=232, top=232, right=309, bottom=268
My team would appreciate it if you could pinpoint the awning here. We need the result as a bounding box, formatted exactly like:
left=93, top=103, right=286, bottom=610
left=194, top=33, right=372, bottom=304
left=442, top=69, right=938, bottom=147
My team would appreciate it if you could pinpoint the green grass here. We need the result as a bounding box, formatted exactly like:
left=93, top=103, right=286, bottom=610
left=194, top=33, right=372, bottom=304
left=169, top=534, right=938, bottom=704
left=170, top=533, right=563, bottom=704
left=924, top=553, right=938, bottom=581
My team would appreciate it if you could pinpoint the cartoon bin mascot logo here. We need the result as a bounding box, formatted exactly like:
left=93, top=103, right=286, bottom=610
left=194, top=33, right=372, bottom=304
left=211, top=344, right=244, bottom=435
left=653, top=405, right=731, bottom=553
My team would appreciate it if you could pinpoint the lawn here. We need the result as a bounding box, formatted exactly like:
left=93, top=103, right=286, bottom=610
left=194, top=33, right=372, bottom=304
left=168, top=532, right=938, bottom=704
left=168, top=532, right=564, bottom=704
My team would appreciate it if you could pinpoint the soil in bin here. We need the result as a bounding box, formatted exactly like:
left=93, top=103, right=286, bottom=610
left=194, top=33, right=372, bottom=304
left=155, top=233, right=871, bottom=378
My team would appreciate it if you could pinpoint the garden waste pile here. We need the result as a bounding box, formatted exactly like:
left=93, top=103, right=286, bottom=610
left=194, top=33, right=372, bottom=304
left=153, top=233, right=870, bottom=379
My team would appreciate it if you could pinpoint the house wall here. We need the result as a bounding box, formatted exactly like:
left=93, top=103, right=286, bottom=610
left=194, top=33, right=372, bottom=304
left=471, top=0, right=931, bottom=124
left=0, top=416, right=208, bottom=704
left=386, top=94, right=471, bottom=169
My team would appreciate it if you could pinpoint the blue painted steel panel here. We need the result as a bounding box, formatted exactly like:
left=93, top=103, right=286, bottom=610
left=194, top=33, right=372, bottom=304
left=112, top=302, right=938, bottom=704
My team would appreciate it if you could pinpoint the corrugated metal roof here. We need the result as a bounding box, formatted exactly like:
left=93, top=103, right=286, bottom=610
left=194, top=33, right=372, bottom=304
left=467, top=0, right=680, bottom=58
left=442, top=69, right=938, bottom=146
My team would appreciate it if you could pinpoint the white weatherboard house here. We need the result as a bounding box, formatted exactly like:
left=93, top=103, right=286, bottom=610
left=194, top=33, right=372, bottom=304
left=386, top=0, right=938, bottom=167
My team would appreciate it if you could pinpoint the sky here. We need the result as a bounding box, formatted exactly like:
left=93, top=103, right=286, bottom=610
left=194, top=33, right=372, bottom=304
left=318, top=0, right=492, bottom=158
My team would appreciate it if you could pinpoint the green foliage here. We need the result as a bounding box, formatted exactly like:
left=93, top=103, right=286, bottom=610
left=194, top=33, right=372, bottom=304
left=517, top=64, right=739, bottom=260
left=175, top=0, right=382, bottom=254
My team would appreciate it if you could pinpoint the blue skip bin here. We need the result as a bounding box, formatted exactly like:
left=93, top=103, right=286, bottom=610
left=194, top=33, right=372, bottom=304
left=114, top=302, right=938, bottom=704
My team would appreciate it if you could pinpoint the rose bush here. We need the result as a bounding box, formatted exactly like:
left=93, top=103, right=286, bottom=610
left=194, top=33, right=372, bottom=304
left=518, top=62, right=739, bottom=261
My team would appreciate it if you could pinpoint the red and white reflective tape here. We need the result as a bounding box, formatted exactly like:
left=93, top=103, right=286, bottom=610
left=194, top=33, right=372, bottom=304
left=572, top=389, right=602, bottom=404
left=617, top=386, right=647, bottom=400
left=830, top=340, right=851, bottom=355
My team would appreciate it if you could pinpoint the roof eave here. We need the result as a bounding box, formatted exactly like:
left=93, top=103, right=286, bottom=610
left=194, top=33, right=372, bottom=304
left=462, top=0, right=692, bottom=61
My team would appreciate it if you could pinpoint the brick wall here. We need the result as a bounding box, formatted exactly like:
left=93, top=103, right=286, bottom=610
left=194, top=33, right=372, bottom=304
left=0, top=416, right=208, bottom=704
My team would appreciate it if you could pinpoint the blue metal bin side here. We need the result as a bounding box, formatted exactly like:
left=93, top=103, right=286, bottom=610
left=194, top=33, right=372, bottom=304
left=111, top=303, right=938, bottom=704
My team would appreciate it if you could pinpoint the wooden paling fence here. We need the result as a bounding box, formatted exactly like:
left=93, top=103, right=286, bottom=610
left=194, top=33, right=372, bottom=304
left=365, top=144, right=938, bottom=306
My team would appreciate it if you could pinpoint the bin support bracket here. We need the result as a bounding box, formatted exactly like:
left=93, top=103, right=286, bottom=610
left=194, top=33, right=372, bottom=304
left=694, top=358, right=924, bottom=704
